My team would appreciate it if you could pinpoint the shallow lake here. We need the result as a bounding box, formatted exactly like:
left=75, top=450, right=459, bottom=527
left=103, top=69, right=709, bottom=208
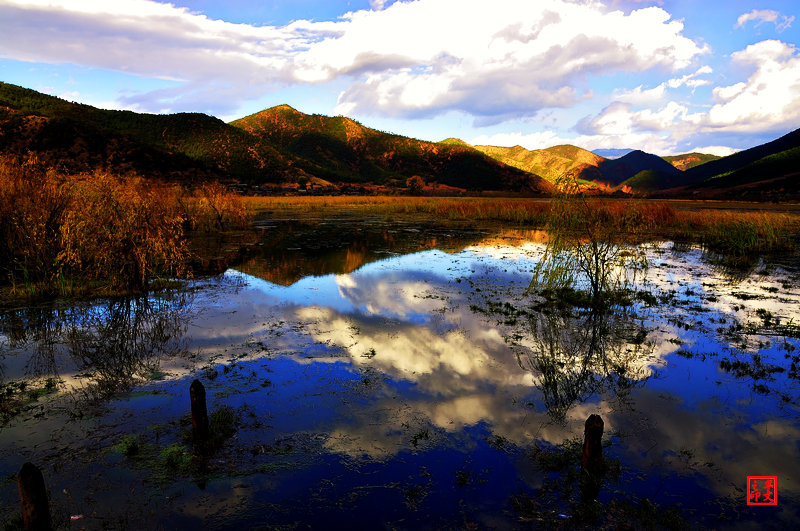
left=1, top=217, right=799, bottom=529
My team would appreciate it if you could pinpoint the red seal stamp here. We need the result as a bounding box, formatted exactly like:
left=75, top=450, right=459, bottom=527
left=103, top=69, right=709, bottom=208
left=747, top=476, right=777, bottom=505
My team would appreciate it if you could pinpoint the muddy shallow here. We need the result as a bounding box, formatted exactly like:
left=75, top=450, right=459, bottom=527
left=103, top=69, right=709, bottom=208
left=1, top=218, right=799, bottom=529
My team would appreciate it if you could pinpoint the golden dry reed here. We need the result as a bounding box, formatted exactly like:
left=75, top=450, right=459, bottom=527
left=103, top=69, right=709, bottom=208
left=0, top=156, right=249, bottom=298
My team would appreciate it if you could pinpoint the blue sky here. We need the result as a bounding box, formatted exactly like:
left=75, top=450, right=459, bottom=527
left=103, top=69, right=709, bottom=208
left=1, top=0, right=798, bottom=155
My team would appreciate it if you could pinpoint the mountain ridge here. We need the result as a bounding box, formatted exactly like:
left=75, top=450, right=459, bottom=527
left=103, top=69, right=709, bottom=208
left=0, top=82, right=551, bottom=193
left=1, top=82, right=798, bottom=199
left=230, top=105, right=553, bottom=193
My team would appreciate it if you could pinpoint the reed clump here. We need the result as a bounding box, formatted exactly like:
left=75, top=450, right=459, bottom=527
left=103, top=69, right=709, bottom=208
left=0, top=156, right=250, bottom=299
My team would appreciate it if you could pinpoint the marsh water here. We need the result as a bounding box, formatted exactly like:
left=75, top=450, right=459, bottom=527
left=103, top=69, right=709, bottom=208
left=2, top=215, right=799, bottom=529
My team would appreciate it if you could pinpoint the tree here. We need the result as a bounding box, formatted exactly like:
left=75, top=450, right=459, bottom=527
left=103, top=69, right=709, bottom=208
left=528, top=176, right=651, bottom=307
left=406, top=175, right=425, bottom=195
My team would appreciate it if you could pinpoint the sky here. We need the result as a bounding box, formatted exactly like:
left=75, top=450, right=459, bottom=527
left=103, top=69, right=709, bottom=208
left=0, top=0, right=799, bottom=156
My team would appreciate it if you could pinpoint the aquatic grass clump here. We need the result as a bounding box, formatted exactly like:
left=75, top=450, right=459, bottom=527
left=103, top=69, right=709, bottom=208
left=159, top=443, right=193, bottom=473
left=209, top=405, right=238, bottom=444
left=112, top=435, right=141, bottom=457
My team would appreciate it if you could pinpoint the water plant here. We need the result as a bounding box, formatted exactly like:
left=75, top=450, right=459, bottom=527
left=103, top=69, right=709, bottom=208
left=159, top=443, right=193, bottom=473
left=112, top=434, right=141, bottom=457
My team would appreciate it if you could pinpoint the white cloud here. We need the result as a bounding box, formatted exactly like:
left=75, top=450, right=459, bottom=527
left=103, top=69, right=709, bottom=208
left=667, top=65, right=713, bottom=89
left=612, top=83, right=667, bottom=104
left=705, top=40, right=800, bottom=131
left=687, top=145, right=738, bottom=157
left=612, top=65, right=712, bottom=104
left=735, top=9, right=794, bottom=32
left=0, top=0, right=315, bottom=113
left=581, top=100, right=703, bottom=137
left=328, top=0, right=707, bottom=120
left=0, top=0, right=707, bottom=120
left=560, top=40, right=800, bottom=153
left=470, top=127, right=677, bottom=155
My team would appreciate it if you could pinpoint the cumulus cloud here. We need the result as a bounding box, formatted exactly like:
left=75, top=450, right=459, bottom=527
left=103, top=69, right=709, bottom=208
left=471, top=127, right=678, bottom=155
left=705, top=40, right=800, bottom=132
left=329, top=0, right=707, bottom=120
left=687, top=145, right=737, bottom=157
left=0, top=0, right=706, bottom=120
left=611, top=65, right=713, bottom=105
left=735, top=9, right=794, bottom=32
left=510, top=40, right=800, bottom=155
left=589, top=100, right=702, bottom=134
left=0, top=0, right=322, bottom=113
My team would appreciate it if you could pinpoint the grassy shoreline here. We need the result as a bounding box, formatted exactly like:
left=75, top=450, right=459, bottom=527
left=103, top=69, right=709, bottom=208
left=245, top=195, right=800, bottom=253
left=3, top=170, right=799, bottom=302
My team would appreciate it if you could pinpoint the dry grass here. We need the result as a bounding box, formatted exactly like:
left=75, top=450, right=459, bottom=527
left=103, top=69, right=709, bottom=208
left=243, top=195, right=552, bottom=223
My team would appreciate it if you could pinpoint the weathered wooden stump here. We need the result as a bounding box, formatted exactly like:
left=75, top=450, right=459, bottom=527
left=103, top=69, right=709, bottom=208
left=18, top=462, right=52, bottom=531
left=581, top=414, right=604, bottom=474
left=580, top=414, right=604, bottom=501
left=190, top=379, right=209, bottom=442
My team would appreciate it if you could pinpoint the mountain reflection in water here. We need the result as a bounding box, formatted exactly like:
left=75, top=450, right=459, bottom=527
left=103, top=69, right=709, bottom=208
left=1, top=223, right=799, bottom=528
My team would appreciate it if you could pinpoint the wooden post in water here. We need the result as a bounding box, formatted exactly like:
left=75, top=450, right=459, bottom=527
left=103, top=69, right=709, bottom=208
left=581, top=414, right=604, bottom=474
left=580, top=414, right=604, bottom=501
left=18, top=462, right=52, bottom=531
left=190, top=379, right=209, bottom=442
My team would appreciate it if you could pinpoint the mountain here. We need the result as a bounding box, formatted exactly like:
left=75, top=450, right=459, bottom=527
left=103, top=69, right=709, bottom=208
left=593, top=150, right=681, bottom=187
left=0, top=83, right=551, bottom=193
left=4, top=82, right=797, bottom=198
left=620, top=169, right=686, bottom=192
left=679, top=145, right=800, bottom=199
left=662, top=152, right=721, bottom=171
left=682, top=128, right=800, bottom=185
left=468, top=142, right=688, bottom=193
left=471, top=143, right=605, bottom=185
left=230, top=106, right=552, bottom=193
left=0, top=81, right=293, bottom=182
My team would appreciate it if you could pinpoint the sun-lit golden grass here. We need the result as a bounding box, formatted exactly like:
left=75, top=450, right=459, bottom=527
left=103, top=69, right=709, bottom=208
left=242, top=195, right=553, bottom=223
left=0, top=156, right=250, bottom=299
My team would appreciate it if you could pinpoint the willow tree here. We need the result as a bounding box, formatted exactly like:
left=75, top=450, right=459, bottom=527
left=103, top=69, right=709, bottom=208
left=528, top=177, right=662, bottom=307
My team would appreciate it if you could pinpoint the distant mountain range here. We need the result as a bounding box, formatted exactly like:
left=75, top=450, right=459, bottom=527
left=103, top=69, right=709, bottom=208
left=1, top=82, right=798, bottom=199
left=0, top=82, right=550, bottom=194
